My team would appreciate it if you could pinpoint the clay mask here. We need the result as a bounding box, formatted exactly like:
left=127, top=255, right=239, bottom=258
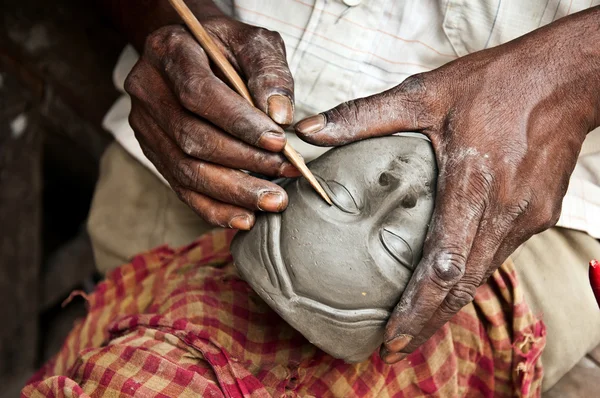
left=231, top=136, right=437, bottom=363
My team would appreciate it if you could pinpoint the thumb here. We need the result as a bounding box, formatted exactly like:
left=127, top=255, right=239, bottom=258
left=294, top=75, right=428, bottom=146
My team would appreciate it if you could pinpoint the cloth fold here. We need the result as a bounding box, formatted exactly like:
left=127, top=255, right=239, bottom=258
left=22, top=229, right=544, bottom=397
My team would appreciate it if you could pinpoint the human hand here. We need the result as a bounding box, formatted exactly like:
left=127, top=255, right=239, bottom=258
left=125, top=14, right=298, bottom=230
left=294, top=9, right=600, bottom=363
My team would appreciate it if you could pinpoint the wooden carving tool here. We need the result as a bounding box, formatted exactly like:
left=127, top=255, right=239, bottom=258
left=167, top=0, right=333, bottom=205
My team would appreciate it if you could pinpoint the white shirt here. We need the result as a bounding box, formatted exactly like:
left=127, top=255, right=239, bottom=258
left=103, top=0, right=600, bottom=238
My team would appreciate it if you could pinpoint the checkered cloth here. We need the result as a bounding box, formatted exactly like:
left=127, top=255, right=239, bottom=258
left=22, top=229, right=545, bottom=397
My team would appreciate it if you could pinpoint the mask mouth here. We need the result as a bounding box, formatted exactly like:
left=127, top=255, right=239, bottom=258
left=256, top=212, right=390, bottom=325
left=233, top=212, right=391, bottom=362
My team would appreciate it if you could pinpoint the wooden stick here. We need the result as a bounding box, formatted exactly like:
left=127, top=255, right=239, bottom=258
left=168, top=0, right=332, bottom=205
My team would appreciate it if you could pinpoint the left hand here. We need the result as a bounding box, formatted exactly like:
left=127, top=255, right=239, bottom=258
left=294, top=8, right=600, bottom=363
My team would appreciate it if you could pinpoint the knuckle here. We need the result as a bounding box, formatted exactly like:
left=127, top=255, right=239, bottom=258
left=124, top=69, right=144, bottom=98
left=228, top=111, right=255, bottom=143
left=197, top=138, right=219, bottom=162
left=146, top=26, right=186, bottom=55
left=448, top=168, right=493, bottom=206
left=441, top=168, right=494, bottom=220
left=506, top=196, right=532, bottom=219
left=430, top=251, right=467, bottom=287
left=175, top=119, right=198, bottom=156
left=245, top=30, right=291, bottom=94
left=496, top=195, right=531, bottom=233
left=444, top=285, right=476, bottom=313
left=396, top=73, right=429, bottom=98
left=329, top=100, right=362, bottom=127
left=177, top=123, right=219, bottom=161
left=251, top=27, right=282, bottom=44
left=179, top=133, right=196, bottom=158
left=178, top=75, right=210, bottom=110
left=469, top=168, right=494, bottom=199
left=516, top=188, right=561, bottom=233
left=127, top=112, right=142, bottom=133
left=175, top=158, right=201, bottom=187
left=537, top=202, right=562, bottom=230
left=144, top=30, right=163, bottom=54
left=394, top=73, right=439, bottom=126
left=248, top=64, right=293, bottom=96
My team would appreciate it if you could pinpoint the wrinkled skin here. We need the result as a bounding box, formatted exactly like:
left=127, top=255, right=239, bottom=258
left=124, top=13, right=299, bottom=230
left=104, top=0, right=600, bottom=364
left=295, top=8, right=600, bottom=363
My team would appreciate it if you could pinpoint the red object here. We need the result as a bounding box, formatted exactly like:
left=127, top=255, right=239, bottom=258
left=590, top=259, right=600, bottom=308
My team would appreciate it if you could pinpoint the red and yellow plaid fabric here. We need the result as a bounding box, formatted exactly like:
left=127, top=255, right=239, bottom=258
left=22, top=229, right=545, bottom=397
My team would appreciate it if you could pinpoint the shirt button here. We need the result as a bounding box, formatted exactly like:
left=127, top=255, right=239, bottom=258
left=343, top=0, right=362, bottom=6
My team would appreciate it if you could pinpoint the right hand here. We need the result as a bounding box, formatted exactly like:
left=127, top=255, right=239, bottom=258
left=125, top=16, right=298, bottom=230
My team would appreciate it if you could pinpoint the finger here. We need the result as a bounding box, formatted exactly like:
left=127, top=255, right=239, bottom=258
left=138, top=143, right=256, bottom=229
left=178, top=188, right=256, bottom=230
left=232, top=28, right=295, bottom=125
left=480, top=238, right=519, bottom=284
left=394, top=217, right=522, bottom=360
left=130, top=109, right=255, bottom=229
left=382, top=164, right=490, bottom=359
left=141, top=26, right=287, bottom=152
left=128, top=62, right=299, bottom=178
left=478, top=208, right=547, bottom=284
left=480, top=225, right=524, bottom=285
left=294, top=74, right=429, bottom=146
left=130, top=105, right=289, bottom=213
left=174, top=159, right=289, bottom=213
left=396, top=220, right=510, bottom=358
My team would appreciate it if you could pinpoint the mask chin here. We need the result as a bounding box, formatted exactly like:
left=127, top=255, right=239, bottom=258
left=232, top=214, right=391, bottom=363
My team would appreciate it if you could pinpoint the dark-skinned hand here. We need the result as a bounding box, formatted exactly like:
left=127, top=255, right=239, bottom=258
left=295, top=8, right=600, bottom=364
left=124, top=13, right=298, bottom=230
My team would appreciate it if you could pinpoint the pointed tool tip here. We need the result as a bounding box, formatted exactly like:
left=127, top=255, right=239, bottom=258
left=281, top=144, right=333, bottom=205
left=320, top=190, right=333, bottom=206
left=305, top=172, right=333, bottom=205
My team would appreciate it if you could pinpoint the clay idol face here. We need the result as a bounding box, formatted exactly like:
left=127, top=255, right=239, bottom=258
left=231, top=136, right=437, bottom=363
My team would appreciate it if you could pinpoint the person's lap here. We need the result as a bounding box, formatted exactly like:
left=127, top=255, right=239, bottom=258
left=87, top=142, right=213, bottom=273
left=512, top=229, right=600, bottom=389
left=31, top=226, right=545, bottom=397
left=88, top=142, right=600, bottom=392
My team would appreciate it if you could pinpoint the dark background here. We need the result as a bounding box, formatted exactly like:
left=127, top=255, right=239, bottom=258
left=0, top=1, right=598, bottom=397
left=0, top=0, right=123, bottom=394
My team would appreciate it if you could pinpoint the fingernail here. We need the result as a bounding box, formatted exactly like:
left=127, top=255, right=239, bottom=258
left=383, top=352, right=407, bottom=365
left=258, top=191, right=287, bottom=212
left=385, top=334, right=413, bottom=352
left=258, top=131, right=286, bottom=152
left=267, top=95, right=294, bottom=125
left=295, top=114, right=326, bottom=136
left=229, top=215, right=252, bottom=230
left=280, top=162, right=301, bottom=178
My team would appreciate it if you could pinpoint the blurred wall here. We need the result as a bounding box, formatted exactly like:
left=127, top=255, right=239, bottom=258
left=0, top=0, right=125, bottom=392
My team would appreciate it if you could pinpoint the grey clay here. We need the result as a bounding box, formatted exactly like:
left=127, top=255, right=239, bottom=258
left=231, top=135, right=437, bottom=363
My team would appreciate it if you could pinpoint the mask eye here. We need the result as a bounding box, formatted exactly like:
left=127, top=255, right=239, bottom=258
left=316, top=176, right=360, bottom=214
left=380, top=228, right=413, bottom=268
